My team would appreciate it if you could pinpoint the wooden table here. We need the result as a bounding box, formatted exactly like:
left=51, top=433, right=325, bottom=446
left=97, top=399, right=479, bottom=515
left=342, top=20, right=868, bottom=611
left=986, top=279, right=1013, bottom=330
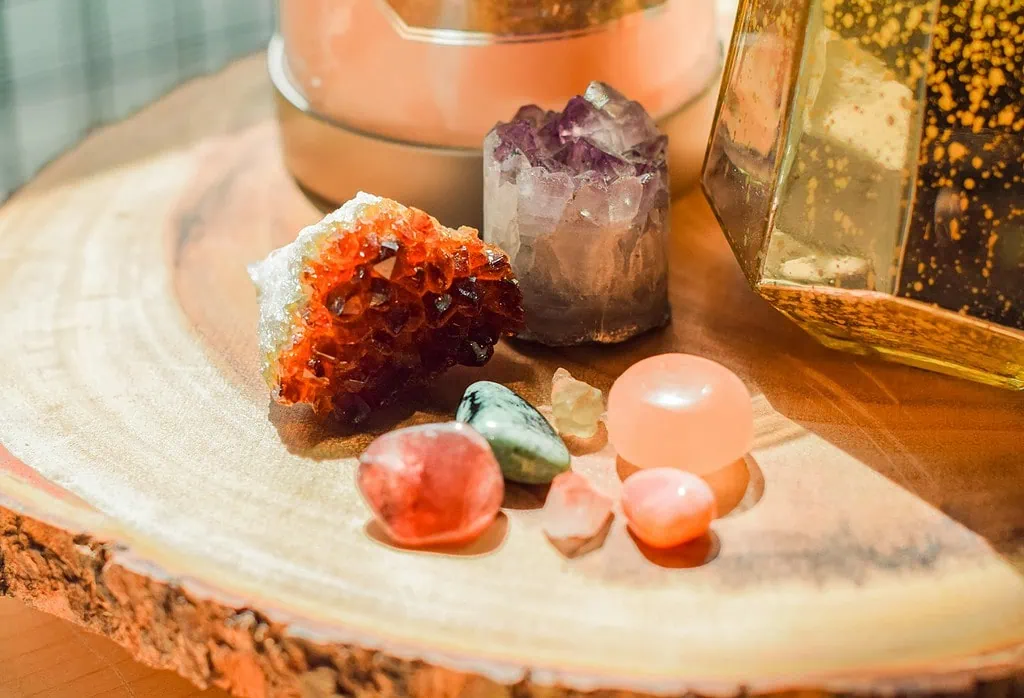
left=0, top=598, right=226, bottom=698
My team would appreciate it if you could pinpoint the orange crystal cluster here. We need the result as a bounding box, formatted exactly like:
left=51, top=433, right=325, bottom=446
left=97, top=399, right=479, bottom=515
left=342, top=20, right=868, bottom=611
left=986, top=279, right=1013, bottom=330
left=270, top=198, right=523, bottom=418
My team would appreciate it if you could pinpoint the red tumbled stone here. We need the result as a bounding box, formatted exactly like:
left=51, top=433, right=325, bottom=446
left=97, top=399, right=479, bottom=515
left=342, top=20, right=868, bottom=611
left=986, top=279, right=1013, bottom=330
left=358, top=422, right=504, bottom=547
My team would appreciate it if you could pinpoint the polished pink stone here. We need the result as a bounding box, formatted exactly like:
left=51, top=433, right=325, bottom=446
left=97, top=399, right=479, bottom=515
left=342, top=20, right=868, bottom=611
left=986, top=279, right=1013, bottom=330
left=621, top=468, right=716, bottom=548
left=542, top=471, right=614, bottom=556
left=606, top=353, right=753, bottom=474
left=358, top=422, right=504, bottom=546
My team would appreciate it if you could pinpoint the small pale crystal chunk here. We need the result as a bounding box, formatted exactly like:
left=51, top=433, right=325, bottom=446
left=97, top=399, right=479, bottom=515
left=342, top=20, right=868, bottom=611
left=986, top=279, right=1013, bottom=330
left=551, top=368, right=604, bottom=439
left=484, top=81, right=670, bottom=346
left=542, top=471, right=614, bottom=557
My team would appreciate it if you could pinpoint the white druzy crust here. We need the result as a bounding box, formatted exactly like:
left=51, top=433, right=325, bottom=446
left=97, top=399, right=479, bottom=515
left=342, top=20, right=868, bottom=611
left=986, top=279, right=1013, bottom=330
left=247, top=191, right=382, bottom=389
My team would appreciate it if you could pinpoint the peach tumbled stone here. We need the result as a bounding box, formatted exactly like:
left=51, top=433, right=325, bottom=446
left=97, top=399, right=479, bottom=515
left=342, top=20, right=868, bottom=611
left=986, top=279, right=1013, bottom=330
left=621, top=468, right=716, bottom=548
left=607, top=353, right=753, bottom=474
left=358, top=422, right=504, bottom=547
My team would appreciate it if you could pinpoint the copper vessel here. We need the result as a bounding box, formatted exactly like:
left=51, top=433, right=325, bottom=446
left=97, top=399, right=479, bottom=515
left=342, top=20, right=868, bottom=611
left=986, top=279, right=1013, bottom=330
left=703, top=0, right=1023, bottom=389
left=272, top=0, right=723, bottom=227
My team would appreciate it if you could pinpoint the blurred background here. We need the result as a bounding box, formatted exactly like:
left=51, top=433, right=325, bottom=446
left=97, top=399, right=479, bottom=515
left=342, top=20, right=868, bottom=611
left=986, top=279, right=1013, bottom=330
left=0, top=0, right=275, bottom=200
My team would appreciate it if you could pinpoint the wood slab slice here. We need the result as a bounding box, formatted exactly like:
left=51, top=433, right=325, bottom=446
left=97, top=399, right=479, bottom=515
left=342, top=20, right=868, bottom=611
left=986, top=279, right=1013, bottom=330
left=0, top=56, right=1022, bottom=698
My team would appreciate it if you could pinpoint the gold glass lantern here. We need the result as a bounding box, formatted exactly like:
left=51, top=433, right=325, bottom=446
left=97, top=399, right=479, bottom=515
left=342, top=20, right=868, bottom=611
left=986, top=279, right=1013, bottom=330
left=702, top=0, right=1023, bottom=389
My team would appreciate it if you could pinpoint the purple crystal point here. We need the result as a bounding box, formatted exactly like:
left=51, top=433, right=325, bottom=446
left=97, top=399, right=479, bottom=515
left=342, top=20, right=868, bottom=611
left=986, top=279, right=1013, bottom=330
left=553, top=140, right=633, bottom=180
left=483, top=81, right=670, bottom=346
left=584, top=82, right=661, bottom=149
left=511, top=104, right=554, bottom=128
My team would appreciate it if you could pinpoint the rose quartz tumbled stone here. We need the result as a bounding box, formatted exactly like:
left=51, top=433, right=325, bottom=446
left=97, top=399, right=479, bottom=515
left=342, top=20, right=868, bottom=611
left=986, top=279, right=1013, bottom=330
left=358, top=422, right=504, bottom=547
left=621, top=468, right=716, bottom=548
left=607, top=353, right=753, bottom=474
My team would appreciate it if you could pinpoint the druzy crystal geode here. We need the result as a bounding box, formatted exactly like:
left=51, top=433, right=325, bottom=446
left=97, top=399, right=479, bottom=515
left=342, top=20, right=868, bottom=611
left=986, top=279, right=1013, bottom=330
left=249, top=193, right=524, bottom=419
left=484, top=81, right=670, bottom=346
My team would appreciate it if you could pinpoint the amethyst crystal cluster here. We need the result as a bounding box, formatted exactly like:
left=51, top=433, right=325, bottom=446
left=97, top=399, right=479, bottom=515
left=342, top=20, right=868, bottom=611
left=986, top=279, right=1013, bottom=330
left=483, top=81, right=670, bottom=346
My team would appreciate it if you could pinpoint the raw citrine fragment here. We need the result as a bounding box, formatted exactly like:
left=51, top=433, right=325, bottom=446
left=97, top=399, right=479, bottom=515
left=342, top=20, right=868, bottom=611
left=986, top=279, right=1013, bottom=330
left=551, top=367, right=604, bottom=439
left=249, top=193, right=524, bottom=418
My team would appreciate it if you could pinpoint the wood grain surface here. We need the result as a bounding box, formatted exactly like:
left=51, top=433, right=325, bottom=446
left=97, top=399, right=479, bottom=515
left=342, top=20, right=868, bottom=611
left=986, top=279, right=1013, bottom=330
left=0, top=597, right=227, bottom=698
left=0, top=55, right=1022, bottom=698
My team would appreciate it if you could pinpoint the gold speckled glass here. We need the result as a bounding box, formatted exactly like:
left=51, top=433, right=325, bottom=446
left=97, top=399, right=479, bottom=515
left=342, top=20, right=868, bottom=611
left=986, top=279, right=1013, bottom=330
left=703, top=0, right=1023, bottom=389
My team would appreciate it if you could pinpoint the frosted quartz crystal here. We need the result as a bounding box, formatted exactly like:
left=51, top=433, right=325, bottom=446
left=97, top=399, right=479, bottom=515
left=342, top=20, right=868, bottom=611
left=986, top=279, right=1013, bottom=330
left=484, top=81, right=670, bottom=345
left=542, top=471, right=614, bottom=557
left=551, top=368, right=604, bottom=439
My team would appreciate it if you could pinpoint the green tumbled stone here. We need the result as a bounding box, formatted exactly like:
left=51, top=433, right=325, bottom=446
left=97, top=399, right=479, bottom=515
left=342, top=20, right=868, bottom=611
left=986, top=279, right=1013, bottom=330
left=456, top=381, right=571, bottom=484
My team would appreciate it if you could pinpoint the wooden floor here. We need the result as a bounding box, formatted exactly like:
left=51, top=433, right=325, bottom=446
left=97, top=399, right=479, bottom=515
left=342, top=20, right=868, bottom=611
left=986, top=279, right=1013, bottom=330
left=0, top=598, right=226, bottom=698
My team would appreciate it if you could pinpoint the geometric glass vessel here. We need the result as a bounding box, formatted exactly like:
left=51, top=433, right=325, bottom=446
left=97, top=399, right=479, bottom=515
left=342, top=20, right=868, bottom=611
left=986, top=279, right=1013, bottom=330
left=703, top=0, right=1023, bottom=389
